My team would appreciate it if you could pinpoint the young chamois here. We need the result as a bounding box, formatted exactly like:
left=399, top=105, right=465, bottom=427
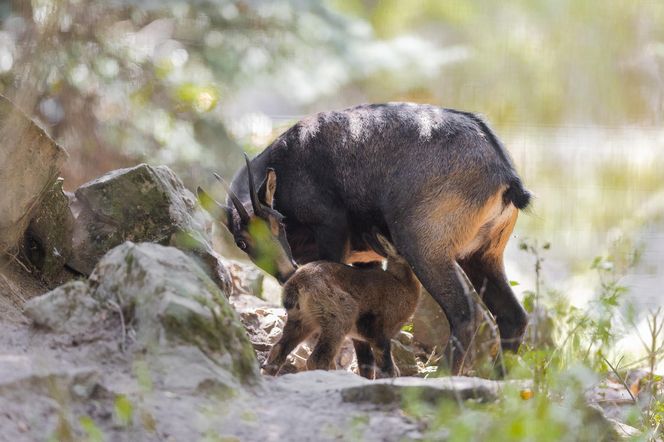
left=263, top=233, right=421, bottom=379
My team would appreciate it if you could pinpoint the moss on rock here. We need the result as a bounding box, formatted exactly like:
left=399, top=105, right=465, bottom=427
left=67, top=164, right=231, bottom=294
left=90, top=242, right=259, bottom=385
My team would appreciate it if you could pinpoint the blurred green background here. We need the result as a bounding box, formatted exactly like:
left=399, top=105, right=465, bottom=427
left=1, top=0, right=663, bottom=313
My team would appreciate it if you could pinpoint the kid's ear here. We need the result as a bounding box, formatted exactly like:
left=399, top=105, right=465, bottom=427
left=374, top=233, right=398, bottom=257
left=362, top=231, right=388, bottom=258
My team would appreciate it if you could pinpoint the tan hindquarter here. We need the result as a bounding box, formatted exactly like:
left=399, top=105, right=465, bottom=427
left=414, top=187, right=518, bottom=263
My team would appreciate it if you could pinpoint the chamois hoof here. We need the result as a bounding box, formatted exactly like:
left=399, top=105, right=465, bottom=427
left=374, top=369, right=399, bottom=379
left=261, top=363, right=280, bottom=376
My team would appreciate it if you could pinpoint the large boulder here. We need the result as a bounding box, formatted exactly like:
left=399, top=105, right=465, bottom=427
left=67, top=164, right=231, bottom=293
left=25, top=242, right=259, bottom=389
left=92, top=242, right=259, bottom=385
left=0, top=354, right=98, bottom=400
left=0, top=95, right=67, bottom=255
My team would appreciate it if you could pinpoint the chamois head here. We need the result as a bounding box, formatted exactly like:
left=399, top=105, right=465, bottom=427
left=197, top=156, right=296, bottom=283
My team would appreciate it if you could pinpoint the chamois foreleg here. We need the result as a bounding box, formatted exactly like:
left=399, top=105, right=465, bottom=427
left=263, top=317, right=314, bottom=375
left=352, top=339, right=376, bottom=379
left=371, top=338, right=399, bottom=378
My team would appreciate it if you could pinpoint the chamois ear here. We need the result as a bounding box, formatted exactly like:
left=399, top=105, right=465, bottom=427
left=362, top=231, right=388, bottom=258
left=374, top=233, right=399, bottom=258
left=258, top=168, right=277, bottom=208
left=197, top=186, right=230, bottom=229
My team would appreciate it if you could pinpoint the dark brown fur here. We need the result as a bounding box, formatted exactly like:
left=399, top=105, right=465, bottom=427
left=202, top=103, right=531, bottom=372
left=263, top=235, right=420, bottom=378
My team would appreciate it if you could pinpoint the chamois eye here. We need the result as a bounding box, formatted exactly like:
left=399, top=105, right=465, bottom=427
left=236, top=239, right=248, bottom=250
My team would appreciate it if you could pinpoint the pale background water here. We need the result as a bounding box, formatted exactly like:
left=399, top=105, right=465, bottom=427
left=504, top=125, right=663, bottom=312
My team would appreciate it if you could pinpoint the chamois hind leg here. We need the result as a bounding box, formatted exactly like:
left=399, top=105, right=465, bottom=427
left=264, top=317, right=315, bottom=375
left=306, top=286, right=357, bottom=371
left=387, top=240, right=475, bottom=373
left=387, top=193, right=505, bottom=374
left=459, top=207, right=527, bottom=353
left=352, top=339, right=376, bottom=379
left=307, top=327, right=347, bottom=371
left=371, top=338, right=399, bottom=378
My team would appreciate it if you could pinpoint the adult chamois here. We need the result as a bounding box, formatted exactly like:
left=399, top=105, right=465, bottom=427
left=199, top=102, right=531, bottom=373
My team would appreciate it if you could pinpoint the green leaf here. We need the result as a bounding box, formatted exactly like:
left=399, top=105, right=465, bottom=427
left=133, top=360, right=153, bottom=393
left=509, top=280, right=520, bottom=287
left=591, top=256, right=603, bottom=269
left=79, top=416, right=104, bottom=442
left=174, top=83, right=219, bottom=113
left=522, top=291, right=536, bottom=313
left=114, top=395, right=134, bottom=427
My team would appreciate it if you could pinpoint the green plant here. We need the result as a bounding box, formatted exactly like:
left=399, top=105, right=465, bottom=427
left=516, top=237, right=638, bottom=378
left=400, top=237, right=652, bottom=441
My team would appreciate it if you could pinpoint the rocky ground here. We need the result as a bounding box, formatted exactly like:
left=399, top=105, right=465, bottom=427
left=0, top=237, right=508, bottom=442
left=0, top=96, right=638, bottom=441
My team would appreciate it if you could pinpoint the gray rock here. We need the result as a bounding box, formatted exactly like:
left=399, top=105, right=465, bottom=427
left=231, top=293, right=285, bottom=353
left=89, top=242, right=259, bottom=385
left=23, top=280, right=101, bottom=334
left=341, top=376, right=511, bottom=405
left=270, top=369, right=368, bottom=394
left=67, top=164, right=231, bottom=293
left=21, top=178, right=74, bottom=281
left=261, top=275, right=283, bottom=305
left=273, top=370, right=521, bottom=407
left=0, top=94, right=68, bottom=255
left=609, top=419, right=640, bottom=440
left=224, top=259, right=264, bottom=297
left=391, top=338, right=419, bottom=376
left=0, top=354, right=98, bottom=400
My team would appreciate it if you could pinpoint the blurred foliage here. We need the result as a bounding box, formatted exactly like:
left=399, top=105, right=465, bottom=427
left=2, top=0, right=664, bottom=189
left=331, top=0, right=664, bottom=126
left=0, top=0, right=374, bottom=186
left=404, top=367, right=624, bottom=442
left=517, top=238, right=636, bottom=377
